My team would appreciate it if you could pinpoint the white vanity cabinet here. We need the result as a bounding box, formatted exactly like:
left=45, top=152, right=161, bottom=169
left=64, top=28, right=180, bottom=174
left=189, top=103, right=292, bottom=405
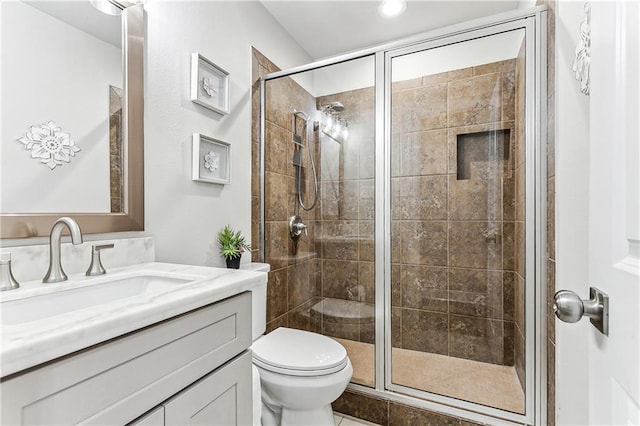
left=129, top=351, right=252, bottom=426
left=160, top=351, right=252, bottom=425
left=1, top=291, right=252, bottom=426
left=130, top=407, right=165, bottom=426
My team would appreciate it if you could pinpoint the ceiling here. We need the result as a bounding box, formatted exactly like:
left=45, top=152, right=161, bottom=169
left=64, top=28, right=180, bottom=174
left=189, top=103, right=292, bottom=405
left=259, top=0, right=533, bottom=60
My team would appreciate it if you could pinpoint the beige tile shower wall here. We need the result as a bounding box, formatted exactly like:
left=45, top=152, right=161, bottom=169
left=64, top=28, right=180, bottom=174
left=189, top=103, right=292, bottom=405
left=311, top=60, right=525, bottom=371
left=389, top=60, right=522, bottom=368
left=251, top=48, right=321, bottom=333
left=315, top=88, right=376, bottom=344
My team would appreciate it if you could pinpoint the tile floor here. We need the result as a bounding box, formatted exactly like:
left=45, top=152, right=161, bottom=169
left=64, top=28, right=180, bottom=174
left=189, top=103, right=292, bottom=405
left=334, top=338, right=525, bottom=413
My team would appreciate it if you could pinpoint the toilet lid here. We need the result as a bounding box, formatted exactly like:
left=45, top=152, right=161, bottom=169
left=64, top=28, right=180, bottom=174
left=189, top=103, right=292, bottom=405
left=252, top=328, right=348, bottom=376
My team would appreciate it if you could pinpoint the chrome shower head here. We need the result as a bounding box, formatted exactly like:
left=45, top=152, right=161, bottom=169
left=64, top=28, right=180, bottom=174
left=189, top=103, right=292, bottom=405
left=318, top=101, right=349, bottom=143
left=329, top=101, right=344, bottom=111
left=322, top=101, right=345, bottom=112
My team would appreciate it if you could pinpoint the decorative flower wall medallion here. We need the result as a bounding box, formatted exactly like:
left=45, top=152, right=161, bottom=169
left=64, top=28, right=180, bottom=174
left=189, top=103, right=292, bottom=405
left=17, top=121, right=80, bottom=170
left=192, top=133, right=230, bottom=184
left=190, top=52, right=230, bottom=115
left=204, top=150, right=220, bottom=172
left=202, top=76, right=218, bottom=98
left=572, top=2, right=591, bottom=95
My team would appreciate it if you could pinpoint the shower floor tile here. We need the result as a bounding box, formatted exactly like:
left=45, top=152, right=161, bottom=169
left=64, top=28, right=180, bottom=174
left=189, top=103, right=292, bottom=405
left=334, top=338, right=525, bottom=414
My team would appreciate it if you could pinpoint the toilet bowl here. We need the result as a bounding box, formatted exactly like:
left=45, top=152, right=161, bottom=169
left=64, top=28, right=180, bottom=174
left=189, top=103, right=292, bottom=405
left=242, top=263, right=352, bottom=426
left=252, top=327, right=353, bottom=426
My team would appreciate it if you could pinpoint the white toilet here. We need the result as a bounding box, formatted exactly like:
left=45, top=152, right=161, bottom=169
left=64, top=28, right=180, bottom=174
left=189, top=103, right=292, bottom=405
left=243, top=263, right=353, bottom=426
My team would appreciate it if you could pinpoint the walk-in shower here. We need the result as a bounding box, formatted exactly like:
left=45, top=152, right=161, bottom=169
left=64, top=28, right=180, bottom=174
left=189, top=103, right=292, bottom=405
left=255, top=6, right=547, bottom=425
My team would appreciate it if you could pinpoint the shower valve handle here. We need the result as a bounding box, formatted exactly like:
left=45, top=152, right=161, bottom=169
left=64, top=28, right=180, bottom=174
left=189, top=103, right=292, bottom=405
left=289, top=215, right=307, bottom=240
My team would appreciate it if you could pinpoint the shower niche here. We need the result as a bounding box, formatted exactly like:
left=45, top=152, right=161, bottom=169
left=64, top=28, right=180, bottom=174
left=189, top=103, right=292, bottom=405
left=255, top=13, right=542, bottom=425
left=456, top=129, right=511, bottom=180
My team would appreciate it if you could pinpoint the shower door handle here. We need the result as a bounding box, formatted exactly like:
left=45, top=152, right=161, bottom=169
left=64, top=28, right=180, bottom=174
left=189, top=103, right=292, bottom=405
left=553, top=287, right=609, bottom=335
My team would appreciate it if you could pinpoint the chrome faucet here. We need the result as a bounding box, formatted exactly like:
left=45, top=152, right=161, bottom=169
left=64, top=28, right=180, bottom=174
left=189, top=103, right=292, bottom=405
left=43, top=217, right=83, bottom=283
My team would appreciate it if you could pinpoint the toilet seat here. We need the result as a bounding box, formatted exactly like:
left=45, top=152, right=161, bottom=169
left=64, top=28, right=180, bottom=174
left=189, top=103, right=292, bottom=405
left=252, top=327, right=348, bottom=377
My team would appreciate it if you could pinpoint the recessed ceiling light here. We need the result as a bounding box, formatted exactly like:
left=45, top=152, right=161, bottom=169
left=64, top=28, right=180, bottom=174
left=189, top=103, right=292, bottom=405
left=378, top=0, right=407, bottom=18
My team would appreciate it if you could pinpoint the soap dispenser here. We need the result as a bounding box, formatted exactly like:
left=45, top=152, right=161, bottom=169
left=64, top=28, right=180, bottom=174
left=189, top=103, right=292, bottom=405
left=0, top=252, right=20, bottom=291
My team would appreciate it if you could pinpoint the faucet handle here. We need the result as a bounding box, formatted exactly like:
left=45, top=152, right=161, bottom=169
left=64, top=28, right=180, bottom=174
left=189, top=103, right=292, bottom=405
left=86, top=244, right=114, bottom=276
left=0, top=252, right=20, bottom=292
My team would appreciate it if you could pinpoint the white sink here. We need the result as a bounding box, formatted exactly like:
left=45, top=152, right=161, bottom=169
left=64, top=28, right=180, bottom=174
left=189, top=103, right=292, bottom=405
left=0, top=262, right=268, bottom=378
left=1, top=273, right=195, bottom=326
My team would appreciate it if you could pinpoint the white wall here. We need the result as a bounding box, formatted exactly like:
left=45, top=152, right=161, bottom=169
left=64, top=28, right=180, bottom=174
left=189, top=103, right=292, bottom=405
left=391, top=29, right=524, bottom=82
left=554, top=2, right=590, bottom=425
left=312, top=56, right=375, bottom=98
left=312, top=28, right=525, bottom=97
left=0, top=1, right=120, bottom=213
left=144, top=1, right=311, bottom=267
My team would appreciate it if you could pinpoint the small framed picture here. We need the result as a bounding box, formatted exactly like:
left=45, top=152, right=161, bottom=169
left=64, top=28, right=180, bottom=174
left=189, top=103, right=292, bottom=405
left=190, top=52, right=230, bottom=115
left=192, top=133, right=230, bottom=184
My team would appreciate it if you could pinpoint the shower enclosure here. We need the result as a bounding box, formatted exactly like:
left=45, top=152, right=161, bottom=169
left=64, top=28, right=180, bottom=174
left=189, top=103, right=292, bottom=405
left=254, top=7, right=547, bottom=425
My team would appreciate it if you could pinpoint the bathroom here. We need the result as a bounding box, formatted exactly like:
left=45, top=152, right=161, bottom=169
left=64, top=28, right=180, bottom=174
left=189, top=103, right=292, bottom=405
left=1, top=1, right=639, bottom=426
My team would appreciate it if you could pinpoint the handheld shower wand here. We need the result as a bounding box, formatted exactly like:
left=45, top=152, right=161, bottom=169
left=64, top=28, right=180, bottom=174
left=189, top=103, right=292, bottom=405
left=292, top=109, right=318, bottom=211
left=292, top=110, right=309, bottom=147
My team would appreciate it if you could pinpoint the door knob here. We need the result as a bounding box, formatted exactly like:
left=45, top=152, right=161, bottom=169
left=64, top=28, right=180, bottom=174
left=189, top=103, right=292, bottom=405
left=553, top=287, right=609, bottom=335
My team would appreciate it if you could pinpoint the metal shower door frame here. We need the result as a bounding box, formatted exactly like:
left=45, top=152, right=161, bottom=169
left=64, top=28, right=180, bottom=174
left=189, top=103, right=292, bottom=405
left=259, top=6, right=548, bottom=425
left=376, top=15, right=545, bottom=425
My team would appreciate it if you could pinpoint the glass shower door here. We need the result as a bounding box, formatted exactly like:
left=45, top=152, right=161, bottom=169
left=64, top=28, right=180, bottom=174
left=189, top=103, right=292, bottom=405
left=387, top=27, right=530, bottom=416
left=260, top=55, right=377, bottom=388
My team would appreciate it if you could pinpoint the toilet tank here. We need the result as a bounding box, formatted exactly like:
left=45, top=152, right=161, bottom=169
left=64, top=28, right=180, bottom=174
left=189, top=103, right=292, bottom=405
left=241, top=263, right=270, bottom=340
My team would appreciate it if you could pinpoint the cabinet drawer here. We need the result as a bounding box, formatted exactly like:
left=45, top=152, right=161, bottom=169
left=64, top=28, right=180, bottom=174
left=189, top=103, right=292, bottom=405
left=1, top=291, right=251, bottom=425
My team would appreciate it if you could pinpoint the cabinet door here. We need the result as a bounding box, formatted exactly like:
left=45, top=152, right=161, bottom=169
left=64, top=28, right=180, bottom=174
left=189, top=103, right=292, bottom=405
left=164, top=351, right=252, bottom=426
left=129, top=406, right=164, bottom=426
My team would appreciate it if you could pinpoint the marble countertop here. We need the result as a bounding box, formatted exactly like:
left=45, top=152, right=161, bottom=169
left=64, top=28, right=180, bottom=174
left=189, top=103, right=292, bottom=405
left=0, top=262, right=267, bottom=378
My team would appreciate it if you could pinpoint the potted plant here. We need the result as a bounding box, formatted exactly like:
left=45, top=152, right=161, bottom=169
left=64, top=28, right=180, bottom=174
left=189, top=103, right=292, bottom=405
left=217, top=225, right=251, bottom=269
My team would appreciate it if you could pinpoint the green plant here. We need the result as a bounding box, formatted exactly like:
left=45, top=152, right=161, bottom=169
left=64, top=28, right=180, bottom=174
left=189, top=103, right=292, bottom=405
left=217, top=225, right=251, bottom=259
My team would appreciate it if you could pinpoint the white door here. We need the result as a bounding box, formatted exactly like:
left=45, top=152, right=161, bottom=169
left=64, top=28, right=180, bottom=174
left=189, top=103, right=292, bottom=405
left=556, top=1, right=640, bottom=425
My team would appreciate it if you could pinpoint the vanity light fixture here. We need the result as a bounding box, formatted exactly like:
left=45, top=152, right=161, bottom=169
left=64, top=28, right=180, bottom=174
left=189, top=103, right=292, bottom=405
left=378, top=0, right=407, bottom=18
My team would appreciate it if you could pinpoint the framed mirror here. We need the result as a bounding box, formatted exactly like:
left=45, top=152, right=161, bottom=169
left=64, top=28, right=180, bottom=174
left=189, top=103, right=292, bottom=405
left=0, top=2, right=144, bottom=238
